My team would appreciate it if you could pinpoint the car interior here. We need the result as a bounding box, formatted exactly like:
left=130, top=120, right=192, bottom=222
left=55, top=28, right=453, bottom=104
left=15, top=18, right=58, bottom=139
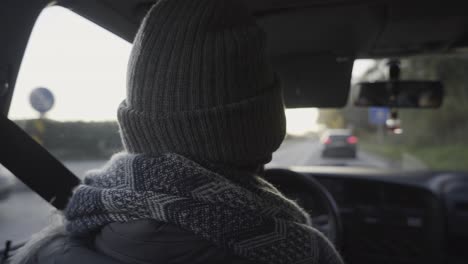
left=2, top=0, right=468, bottom=263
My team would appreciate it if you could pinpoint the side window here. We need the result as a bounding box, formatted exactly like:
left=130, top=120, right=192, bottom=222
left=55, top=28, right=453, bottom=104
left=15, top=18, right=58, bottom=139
left=1, top=6, right=130, bottom=243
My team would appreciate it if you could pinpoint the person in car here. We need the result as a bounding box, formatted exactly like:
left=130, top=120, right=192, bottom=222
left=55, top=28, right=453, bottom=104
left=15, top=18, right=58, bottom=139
left=14, top=0, right=343, bottom=263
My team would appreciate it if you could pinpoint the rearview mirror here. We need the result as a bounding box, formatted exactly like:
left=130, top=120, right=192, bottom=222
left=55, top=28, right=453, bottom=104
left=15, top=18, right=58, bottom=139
left=354, top=81, right=444, bottom=108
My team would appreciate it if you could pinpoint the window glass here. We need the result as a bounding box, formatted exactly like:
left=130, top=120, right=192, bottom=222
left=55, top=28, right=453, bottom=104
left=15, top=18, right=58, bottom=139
left=270, top=56, right=468, bottom=172
left=1, top=6, right=130, bottom=243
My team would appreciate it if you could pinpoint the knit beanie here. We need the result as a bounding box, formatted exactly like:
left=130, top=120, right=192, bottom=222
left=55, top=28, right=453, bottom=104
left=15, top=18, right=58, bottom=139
left=118, top=0, right=286, bottom=166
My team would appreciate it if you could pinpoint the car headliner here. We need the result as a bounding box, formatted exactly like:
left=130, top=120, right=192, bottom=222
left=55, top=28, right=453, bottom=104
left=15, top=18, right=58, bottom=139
left=2, top=0, right=468, bottom=113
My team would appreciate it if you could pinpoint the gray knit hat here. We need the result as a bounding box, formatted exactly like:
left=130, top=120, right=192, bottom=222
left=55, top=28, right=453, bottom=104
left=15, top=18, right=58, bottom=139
left=118, top=0, right=286, bottom=166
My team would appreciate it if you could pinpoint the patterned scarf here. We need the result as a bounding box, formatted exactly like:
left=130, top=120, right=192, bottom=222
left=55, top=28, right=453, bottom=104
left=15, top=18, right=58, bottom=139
left=65, top=153, right=342, bottom=264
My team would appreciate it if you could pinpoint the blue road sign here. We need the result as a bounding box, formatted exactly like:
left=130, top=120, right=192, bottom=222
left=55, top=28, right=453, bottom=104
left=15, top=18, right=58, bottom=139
left=30, top=87, right=54, bottom=114
left=368, top=107, right=389, bottom=125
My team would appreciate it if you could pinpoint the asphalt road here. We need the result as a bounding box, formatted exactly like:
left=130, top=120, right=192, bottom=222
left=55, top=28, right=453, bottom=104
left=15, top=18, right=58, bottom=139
left=269, top=137, right=391, bottom=168
left=0, top=137, right=415, bottom=244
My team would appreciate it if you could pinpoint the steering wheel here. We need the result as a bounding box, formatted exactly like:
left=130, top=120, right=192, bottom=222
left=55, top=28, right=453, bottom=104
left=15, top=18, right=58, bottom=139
left=264, top=168, right=343, bottom=249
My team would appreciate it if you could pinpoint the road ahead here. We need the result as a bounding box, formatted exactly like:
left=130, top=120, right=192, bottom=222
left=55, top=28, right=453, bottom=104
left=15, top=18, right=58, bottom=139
left=0, top=137, right=421, bottom=244
left=270, top=137, right=391, bottom=168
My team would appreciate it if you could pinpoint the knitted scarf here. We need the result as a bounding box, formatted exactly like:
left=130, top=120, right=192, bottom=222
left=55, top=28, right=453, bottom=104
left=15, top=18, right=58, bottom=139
left=65, top=153, right=342, bottom=264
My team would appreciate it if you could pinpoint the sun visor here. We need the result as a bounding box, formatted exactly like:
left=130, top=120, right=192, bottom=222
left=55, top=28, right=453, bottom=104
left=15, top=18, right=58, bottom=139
left=271, top=54, right=353, bottom=108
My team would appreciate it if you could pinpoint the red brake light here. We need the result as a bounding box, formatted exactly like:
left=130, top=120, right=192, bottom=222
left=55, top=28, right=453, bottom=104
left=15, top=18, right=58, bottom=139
left=324, top=137, right=332, bottom=145
left=347, top=136, right=358, bottom=144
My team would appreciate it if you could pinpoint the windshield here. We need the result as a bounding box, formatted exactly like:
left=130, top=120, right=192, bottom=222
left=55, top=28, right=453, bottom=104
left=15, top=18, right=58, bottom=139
left=271, top=55, right=468, bottom=171
left=1, top=6, right=130, bottom=244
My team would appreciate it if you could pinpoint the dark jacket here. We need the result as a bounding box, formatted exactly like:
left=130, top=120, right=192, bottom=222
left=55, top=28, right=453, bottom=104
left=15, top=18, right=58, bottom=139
left=28, top=220, right=254, bottom=264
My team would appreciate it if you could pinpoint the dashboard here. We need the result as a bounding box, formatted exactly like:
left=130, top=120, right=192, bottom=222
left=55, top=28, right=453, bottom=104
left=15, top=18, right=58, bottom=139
left=288, top=167, right=468, bottom=264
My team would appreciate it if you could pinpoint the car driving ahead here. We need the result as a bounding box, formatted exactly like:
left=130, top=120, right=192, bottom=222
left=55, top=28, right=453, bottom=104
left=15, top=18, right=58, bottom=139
left=2, top=0, right=468, bottom=264
left=321, top=129, right=358, bottom=158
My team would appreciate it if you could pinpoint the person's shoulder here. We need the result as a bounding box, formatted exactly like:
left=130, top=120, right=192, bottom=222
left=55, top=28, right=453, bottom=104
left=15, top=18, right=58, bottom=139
left=95, top=219, right=255, bottom=264
left=16, top=219, right=255, bottom=264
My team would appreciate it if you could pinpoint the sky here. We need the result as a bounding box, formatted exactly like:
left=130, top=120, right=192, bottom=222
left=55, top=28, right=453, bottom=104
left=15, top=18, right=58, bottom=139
left=9, top=6, right=374, bottom=136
